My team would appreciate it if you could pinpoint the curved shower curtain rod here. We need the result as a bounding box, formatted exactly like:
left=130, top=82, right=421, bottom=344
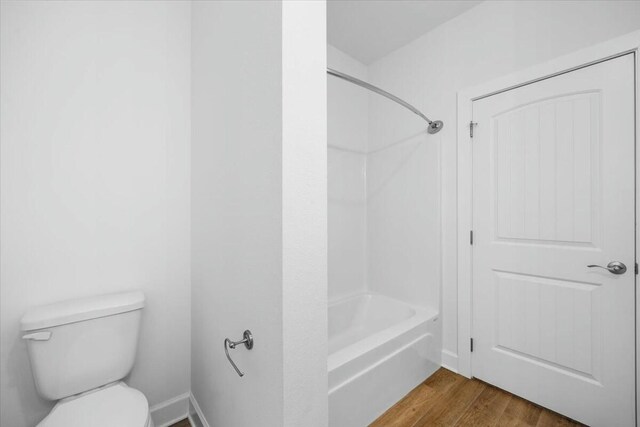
left=327, top=67, right=443, bottom=134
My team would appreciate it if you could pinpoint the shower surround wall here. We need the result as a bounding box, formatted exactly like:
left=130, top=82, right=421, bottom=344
left=328, top=45, right=441, bottom=314
left=328, top=45, right=368, bottom=301
left=366, top=103, right=441, bottom=309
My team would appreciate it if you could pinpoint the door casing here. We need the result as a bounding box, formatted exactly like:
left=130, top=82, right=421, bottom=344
left=455, top=29, right=640, bottom=421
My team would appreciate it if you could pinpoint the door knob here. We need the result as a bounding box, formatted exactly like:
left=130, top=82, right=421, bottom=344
left=587, top=261, right=627, bottom=275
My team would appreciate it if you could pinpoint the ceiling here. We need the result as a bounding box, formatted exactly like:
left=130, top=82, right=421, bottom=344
left=327, top=0, right=482, bottom=64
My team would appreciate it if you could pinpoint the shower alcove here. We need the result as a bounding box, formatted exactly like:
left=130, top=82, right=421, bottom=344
left=327, top=44, right=442, bottom=426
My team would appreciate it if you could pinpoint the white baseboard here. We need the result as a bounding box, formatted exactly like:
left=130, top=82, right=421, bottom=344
left=188, top=393, right=210, bottom=427
left=150, top=392, right=190, bottom=427
left=441, top=349, right=459, bottom=373
left=147, top=391, right=209, bottom=427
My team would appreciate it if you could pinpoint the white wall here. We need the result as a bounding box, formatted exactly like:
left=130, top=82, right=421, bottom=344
left=367, top=0, right=640, bottom=370
left=282, top=3, right=328, bottom=424
left=0, top=2, right=191, bottom=426
left=191, top=1, right=327, bottom=426
left=191, top=2, right=284, bottom=425
left=327, top=45, right=368, bottom=301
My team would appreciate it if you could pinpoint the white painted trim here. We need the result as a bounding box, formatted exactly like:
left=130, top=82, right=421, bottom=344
left=188, top=393, right=210, bottom=427
left=149, top=392, right=190, bottom=427
left=441, top=349, right=459, bottom=373
left=456, top=30, right=640, bottom=383
left=634, top=41, right=640, bottom=427
left=456, top=88, right=473, bottom=379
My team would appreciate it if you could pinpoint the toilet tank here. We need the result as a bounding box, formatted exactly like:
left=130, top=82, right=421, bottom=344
left=21, top=291, right=145, bottom=400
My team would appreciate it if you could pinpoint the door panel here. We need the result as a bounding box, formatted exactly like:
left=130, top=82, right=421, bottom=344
left=494, top=92, right=600, bottom=245
left=472, top=54, right=635, bottom=427
left=494, top=271, right=601, bottom=379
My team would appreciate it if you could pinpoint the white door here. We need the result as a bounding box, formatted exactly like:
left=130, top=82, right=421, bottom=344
left=471, top=53, right=635, bottom=426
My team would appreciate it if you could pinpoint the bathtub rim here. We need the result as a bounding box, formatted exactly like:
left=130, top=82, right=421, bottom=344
left=328, top=291, right=438, bottom=372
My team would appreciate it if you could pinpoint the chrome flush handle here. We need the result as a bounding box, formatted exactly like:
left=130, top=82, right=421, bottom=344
left=224, top=330, right=254, bottom=377
left=587, top=261, right=627, bottom=275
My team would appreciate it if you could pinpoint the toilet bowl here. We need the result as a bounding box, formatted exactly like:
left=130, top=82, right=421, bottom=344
left=21, top=291, right=151, bottom=427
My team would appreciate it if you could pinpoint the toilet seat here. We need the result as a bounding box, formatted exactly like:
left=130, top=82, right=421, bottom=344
left=38, top=382, right=152, bottom=427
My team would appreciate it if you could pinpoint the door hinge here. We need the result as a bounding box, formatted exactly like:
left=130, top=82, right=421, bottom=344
left=470, top=230, right=473, bottom=245
left=635, top=262, right=638, bottom=275
left=470, top=338, right=474, bottom=352
left=470, top=121, right=477, bottom=138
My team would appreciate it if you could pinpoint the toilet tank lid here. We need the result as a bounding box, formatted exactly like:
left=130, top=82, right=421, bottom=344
left=21, top=291, right=145, bottom=331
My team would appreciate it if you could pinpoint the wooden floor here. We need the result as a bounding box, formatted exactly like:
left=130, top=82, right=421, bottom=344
left=370, top=368, right=584, bottom=427
left=168, top=369, right=582, bottom=427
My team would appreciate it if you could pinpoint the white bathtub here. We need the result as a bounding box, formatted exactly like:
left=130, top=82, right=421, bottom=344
left=328, top=293, right=440, bottom=427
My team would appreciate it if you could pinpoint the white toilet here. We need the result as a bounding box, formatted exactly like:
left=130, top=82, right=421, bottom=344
left=21, top=291, right=153, bottom=427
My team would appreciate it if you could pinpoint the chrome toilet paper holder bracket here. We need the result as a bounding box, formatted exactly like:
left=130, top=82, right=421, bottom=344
left=224, top=330, right=253, bottom=377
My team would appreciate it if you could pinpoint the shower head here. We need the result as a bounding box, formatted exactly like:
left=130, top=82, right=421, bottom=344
left=427, top=120, right=444, bottom=134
